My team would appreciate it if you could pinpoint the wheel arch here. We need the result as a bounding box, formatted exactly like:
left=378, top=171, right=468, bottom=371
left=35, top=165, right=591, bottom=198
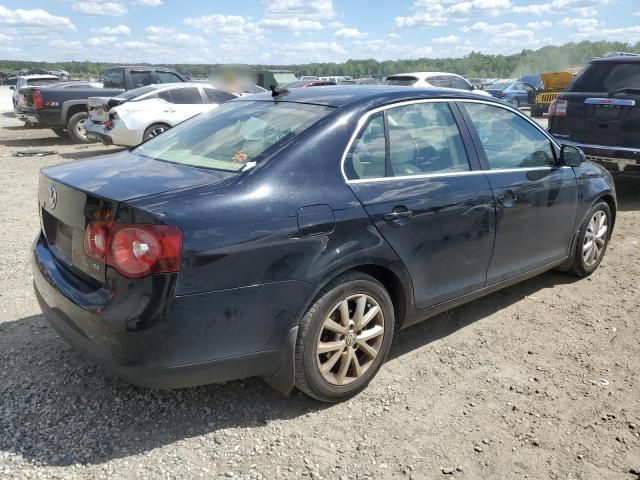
left=598, top=193, right=616, bottom=229
left=62, top=100, right=88, bottom=127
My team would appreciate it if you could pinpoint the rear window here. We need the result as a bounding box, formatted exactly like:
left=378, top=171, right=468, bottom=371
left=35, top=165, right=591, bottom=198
left=116, top=86, right=156, bottom=101
left=25, top=78, right=59, bottom=87
left=134, top=101, right=334, bottom=172
left=385, top=76, right=418, bottom=86
left=569, top=62, right=640, bottom=93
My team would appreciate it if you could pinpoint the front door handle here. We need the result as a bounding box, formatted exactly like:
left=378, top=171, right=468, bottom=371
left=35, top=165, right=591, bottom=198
left=497, top=190, right=516, bottom=208
left=384, top=208, right=413, bottom=222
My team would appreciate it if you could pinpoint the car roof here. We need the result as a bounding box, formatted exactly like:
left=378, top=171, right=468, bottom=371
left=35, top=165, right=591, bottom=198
left=591, top=55, right=640, bottom=63
left=236, top=85, right=499, bottom=108
left=389, top=72, right=462, bottom=79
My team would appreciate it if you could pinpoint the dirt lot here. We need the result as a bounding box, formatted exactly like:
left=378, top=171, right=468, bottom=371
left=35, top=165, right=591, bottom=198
left=0, top=85, right=639, bottom=480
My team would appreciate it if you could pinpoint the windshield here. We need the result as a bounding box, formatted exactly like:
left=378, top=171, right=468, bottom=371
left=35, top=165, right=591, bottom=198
left=569, top=62, right=640, bottom=93
left=385, top=76, right=418, bottom=86
left=134, top=100, right=334, bottom=172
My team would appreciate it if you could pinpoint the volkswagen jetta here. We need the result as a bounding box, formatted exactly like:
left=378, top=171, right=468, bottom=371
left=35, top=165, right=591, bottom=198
left=32, top=86, right=616, bottom=402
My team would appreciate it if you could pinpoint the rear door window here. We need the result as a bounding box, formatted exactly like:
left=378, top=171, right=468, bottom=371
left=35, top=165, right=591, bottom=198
left=169, top=87, right=204, bottom=104
left=428, top=76, right=451, bottom=88
left=344, top=114, right=386, bottom=180
left=130, top=70, right=153, bottom=88
left=569, top=62, right=640, bottom=93
left=156, top=71, right=184, bottom=83
left=203, top=88, right=236, bottom=104
left=157, top=90, right=174, bottom=103
left=103, top=69, right=125, bottom=89
left=449, top=76, right=471, bottom=90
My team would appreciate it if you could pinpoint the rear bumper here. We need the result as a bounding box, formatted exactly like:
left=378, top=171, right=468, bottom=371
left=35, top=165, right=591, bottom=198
left=85, top=129, right=113, bottom=146
left=32, top=233, right=315, bottom=390
left=554, top=139, right=640, bottom=174
left=86, top=121, right=141, bottom=147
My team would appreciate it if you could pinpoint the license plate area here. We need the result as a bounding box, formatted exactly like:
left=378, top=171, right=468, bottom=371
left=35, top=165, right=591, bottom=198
left=592, top=105, right=621, bottom=121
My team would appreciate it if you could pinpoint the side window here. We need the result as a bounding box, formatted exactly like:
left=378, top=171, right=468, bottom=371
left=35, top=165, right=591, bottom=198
left=450, top=76, right=471, bottom=90
left=344, top=114, right=386, bottom=180
left=386, top=102, right=470, bottom=176
left=103, top=69, right=125, bottom=89
left=463, top=102, right=555, bottom=169
left=157, top=90, right=173, bottom=103
left=170, top=87, right=204, bottom=104
left=428, top=76, right=451, bottom=88
left=130, top=70, right=153, bottom=88
left=203, top=88, right=236, bottom=104
left=156, top=71, right=183, bottom=83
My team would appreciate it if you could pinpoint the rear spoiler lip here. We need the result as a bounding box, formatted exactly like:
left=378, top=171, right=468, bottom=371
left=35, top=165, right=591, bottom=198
left=87, top=96, right=126, bottom=109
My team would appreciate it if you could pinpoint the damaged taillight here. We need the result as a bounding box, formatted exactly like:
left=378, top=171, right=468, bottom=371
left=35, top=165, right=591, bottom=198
left=32, top=91, right=44, bottom=110
left=84, top=221, right=182, bottom=278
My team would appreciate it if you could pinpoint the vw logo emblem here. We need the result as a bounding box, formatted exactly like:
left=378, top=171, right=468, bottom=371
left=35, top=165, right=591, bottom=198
left=48, top=184, right=57, bottom=210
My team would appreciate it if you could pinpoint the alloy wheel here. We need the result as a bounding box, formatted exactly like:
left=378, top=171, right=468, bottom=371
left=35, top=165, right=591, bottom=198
left=149, top=126, right=166, bottom=138
left=76, top=119, right=87, bottom=139
left=583, top=210, right=608, bottom=267
left=316, top=294, right=385, bottom=386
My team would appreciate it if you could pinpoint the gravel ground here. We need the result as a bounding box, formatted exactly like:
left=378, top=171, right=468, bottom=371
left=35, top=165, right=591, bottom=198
left=0, top=85, right=639, bottom=480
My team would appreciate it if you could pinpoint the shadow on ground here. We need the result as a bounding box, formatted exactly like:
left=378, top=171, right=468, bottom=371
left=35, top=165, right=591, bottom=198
left=613, top=175, right=640, bottom=211
left=0, top=270, right=577, bottom=467
left=0, top=136, right=74, bottom=148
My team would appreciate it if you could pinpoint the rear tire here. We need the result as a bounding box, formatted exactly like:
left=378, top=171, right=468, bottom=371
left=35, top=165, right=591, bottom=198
left=67, top=112, right=95, bottom=144
left=143, top=123, right=171, bottom=142
left=52, top=128, right=69, bottom=138
left=566, top=201, right=612, bottom=277
left=294, top=272, right=395, bottom=402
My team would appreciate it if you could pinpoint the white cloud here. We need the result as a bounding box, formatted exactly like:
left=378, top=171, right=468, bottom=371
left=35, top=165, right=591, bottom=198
left=92, top=24, right=130, bottom=36
left=387, top=33, right=402, bottom=39
left=71, top=1, right=127, bottom=17
left=145, top=26, right=206, bottom=45
left=334, top=27, right=367, bottom=39
left=513, top=0, right=609, bottom=15
left=184, top=14, right=262, bottom=36
left=526, top=20, right=552, bottom=30
left=259, top=18, right=323, bottom=31
left=0, top=5, right=75, bottom=30
left=265, top=0, right=335, bottom=20
left=132, top=0, right=162, bottom=5
left=432, top=34, right=460, bottom=44
left=560, top=17, right=598, bottom=29
left=396, top=0, right=511, bottom=28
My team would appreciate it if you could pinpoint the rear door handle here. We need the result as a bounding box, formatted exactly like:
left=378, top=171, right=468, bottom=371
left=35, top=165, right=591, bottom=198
left=384, top=208, right=413, bottom=222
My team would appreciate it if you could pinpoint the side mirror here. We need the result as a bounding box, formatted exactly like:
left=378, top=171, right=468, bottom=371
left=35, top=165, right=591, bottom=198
left=560, top=145, right=585, bottom=167
left=9, top=85, right=15, bottom=90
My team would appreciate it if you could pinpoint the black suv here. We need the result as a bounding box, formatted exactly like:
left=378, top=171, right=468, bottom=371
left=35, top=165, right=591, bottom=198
left=548, top=55, right=640, bottom=174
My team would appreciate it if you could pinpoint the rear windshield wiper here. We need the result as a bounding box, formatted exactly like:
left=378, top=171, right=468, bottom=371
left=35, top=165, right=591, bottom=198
left=609, top=87, right=640, bottom=96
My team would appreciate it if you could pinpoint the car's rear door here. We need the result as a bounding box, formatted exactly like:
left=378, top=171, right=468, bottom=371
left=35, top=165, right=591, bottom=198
left=549, top=60, right=640, bottom=149
left=164, top=86, right=207, bottom=122
left=459, top=101, right=578, bottom=284
left=344, top=100, right=496, bottom=309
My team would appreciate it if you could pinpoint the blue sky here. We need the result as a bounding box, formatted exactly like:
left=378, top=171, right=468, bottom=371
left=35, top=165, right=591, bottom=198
left=1, top=0, right=639, bottom=64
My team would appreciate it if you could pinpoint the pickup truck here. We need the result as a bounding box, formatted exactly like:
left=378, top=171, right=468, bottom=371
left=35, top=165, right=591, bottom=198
left=20, top=66, right=188, bottom=143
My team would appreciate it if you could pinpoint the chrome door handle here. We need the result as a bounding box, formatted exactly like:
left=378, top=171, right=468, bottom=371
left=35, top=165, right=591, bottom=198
left=384, top=209, right=413, bottom=221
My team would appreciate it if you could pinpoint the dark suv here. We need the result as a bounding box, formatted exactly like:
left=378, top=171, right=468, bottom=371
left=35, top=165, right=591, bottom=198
left=548, top=55, right=640, bottom=174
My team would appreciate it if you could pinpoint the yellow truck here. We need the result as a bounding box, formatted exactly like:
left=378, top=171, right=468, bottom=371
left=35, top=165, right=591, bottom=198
left=530, top=71, right=576, bottom=118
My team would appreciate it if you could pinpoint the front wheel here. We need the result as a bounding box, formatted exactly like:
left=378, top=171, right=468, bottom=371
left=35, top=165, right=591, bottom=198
left=568, top=201, right=612, bottom=277
left=294, top=272, right=395, bottom=402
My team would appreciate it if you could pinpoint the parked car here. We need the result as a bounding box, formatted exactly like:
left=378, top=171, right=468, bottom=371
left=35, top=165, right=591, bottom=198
left=298, top=76, right=319, bottom=81
left=20, top=66, right=188, bottom=143
left=385, top=72, right=491, bottom=96
left=320, top=76, right=346, bottom=83
left=11, top=74, right=60, bottom=123
left=484, top=80, right=537, bottom=107
left=33, top=86, right=615, bottom=402
left=548, top=55, right=640, bottom=174
left=531, top=71, right=576, bottom=117
left=85, top=83, right=237, bottom=147
left=339, top=77, right=383, bottom=85
left=281, top=80, right=337, bottom=88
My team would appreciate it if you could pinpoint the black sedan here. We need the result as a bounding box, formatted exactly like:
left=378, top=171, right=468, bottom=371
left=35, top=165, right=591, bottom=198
left=33, top=86, right=616, bottom=402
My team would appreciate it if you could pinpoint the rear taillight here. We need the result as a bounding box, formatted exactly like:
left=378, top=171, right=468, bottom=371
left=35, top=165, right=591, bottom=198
left=32, top=91, right=43, bottom=110
left=549, top=99, right=567, bottom=117
left=84, top=221, right=182, bottom=278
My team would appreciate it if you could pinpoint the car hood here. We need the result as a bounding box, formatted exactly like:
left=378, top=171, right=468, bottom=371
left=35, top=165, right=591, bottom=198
left=41, top=149, right=236, bottom=203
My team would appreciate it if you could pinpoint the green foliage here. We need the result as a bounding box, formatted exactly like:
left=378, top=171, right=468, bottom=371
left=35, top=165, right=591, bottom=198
left=1, top=40, right=639, bottom=79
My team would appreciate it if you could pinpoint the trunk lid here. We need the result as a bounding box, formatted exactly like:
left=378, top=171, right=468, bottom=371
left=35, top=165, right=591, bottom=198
left=39, top=150, right=237, bottom=283
left=88, top=96, right=127, bottom=124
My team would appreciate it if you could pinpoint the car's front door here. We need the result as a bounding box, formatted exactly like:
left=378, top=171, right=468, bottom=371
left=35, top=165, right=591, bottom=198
left=344, top=101, right=496, bottom=309
left=459, top=101, right=579, bottom=285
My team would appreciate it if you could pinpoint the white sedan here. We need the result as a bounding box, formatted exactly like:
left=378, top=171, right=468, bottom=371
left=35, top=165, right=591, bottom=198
left=385, top=72, right=492, bottom=96
left=86, top=83, right=237, bottom=147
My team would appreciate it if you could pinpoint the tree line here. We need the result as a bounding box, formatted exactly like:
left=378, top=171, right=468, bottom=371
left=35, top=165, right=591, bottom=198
left=1, top=40, right=638, bottom=79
